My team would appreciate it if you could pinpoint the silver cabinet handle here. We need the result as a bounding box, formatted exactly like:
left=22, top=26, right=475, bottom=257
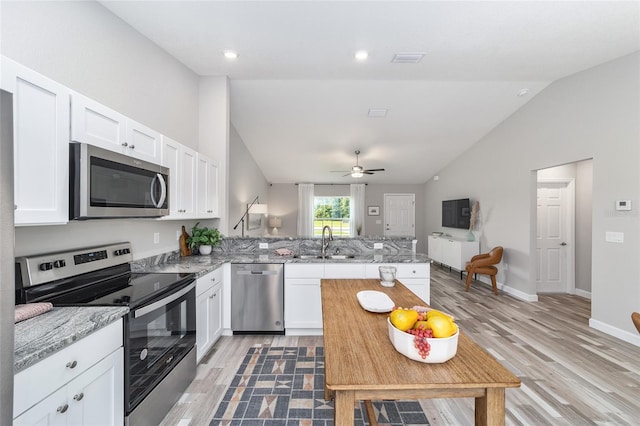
left=57, top=404, right=69, bottom=414
left=130, top=145, right=135, bottom=149
left=73, top=393, right=84, bottom=401
left=66, top=360, right=77, bottom=369
left=122, top=142, right=128, bottom=147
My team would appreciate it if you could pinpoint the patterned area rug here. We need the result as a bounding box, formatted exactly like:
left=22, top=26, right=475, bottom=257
left=210, top=346, right=429, bottom=425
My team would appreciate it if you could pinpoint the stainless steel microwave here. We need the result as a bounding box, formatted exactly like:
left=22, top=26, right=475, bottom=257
left=70, top=143, right=169, bottom=219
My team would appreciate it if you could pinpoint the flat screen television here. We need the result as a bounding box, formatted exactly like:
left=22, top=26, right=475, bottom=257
left=442, top=198, right=471, bottom=229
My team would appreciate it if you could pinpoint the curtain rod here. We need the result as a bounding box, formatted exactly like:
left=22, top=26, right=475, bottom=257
left=294, top=183, right=367, bottom=186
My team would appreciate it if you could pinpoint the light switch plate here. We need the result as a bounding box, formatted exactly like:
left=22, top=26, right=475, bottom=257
left=259, top=242, right=269, bottom=249
left=605, top=231, right=624, bottom=243
left=616, top=200, right=631, bottom=211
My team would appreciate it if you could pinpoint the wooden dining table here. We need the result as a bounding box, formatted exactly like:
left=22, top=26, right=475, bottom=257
left=320, top=278, right=521, bottom=426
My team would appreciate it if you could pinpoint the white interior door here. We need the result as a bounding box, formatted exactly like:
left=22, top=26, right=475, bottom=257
left=536, top=182, right=573, bottom=293
left=384, top=194, right=415, bottom=237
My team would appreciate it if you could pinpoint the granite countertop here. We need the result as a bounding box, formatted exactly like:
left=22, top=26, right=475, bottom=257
left=142, top=252, right=431, bottom=278
left=14, top=306, right=129, bottom=373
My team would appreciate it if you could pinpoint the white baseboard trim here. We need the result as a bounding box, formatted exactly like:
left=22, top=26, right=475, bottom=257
left=574, top=288, right=591, bottom=299
left=590, top=318, right=640, bottom=347
left=475, top=275, right=538, bottom=302
left=285, top=328, right=323, bottom=336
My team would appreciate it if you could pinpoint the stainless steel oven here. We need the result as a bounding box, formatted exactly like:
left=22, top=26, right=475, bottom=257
left=15, top=243, right=196, bottom=426
left=69, top=143, right=169, bottom=219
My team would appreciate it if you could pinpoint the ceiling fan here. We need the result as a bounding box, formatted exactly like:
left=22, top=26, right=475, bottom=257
left=332, top=150, right=385, bottom=178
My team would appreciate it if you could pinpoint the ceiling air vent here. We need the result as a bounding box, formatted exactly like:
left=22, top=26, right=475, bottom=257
left=391, top=53, right=425, bottom=64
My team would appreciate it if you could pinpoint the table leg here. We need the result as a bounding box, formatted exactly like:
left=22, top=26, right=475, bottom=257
left=475, top=387, right=505, bottom=426
left=333, top=390, right=355, bottom=426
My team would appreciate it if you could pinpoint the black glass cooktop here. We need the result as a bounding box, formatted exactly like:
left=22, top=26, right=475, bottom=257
left=21, top=263, right=194, bottom=308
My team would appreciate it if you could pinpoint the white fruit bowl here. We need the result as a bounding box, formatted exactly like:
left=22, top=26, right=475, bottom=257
left=387, top=318, right=459, bottom=363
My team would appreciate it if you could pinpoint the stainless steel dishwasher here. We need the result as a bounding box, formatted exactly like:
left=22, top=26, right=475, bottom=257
left=231, top=263, right=284, bottom=333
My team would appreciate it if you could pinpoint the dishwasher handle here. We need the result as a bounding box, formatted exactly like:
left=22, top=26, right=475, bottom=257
left=236, top=270, right=279, bottom=275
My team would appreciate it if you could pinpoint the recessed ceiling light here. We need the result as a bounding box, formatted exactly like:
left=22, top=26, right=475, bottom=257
left=355, top=50, right=369, bottom=61
left=517, top=88, right=530, bottom=97
left=391, top=53, right=425, bottom=64
left=224, top=51, right=238, bottom=60
left=368, top=108, right=388, bottom=118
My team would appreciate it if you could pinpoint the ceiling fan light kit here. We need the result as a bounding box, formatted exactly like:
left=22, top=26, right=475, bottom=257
left=332, top=150, right=386, bottom=178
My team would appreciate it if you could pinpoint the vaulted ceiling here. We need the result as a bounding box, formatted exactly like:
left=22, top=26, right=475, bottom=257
left=102, top=1, right=640, bottom=184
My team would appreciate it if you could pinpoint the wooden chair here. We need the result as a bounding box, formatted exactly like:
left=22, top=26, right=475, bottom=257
left=465, top=246, right=503, bottom=295
left=632, top=312, right=640, bottom=334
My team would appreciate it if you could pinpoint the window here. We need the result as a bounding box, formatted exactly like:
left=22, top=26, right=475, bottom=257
left=314, top=196, right=351, bottom=237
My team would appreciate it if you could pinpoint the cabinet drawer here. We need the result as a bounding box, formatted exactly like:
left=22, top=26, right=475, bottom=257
left=285, top=264, right=324, bottom=278
left=397, top=263, right=429, bottom=278
left=14, top=319, right=123, bottom=417
left=324, top=264, right=366, bottom=278
left=196, top=266, right=224, bottom=295
left=364, top=264, right=396, bottom=279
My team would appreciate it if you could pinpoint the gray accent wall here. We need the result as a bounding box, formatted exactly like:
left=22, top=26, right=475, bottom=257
left=424, top=52, right=639, bottom=337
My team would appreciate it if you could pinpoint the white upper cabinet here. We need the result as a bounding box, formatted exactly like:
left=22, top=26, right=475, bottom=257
left=196, top=153, right=219, bottom=218
left=1, top=57, right=69, bottom=226
left=71, top=92, right=160, bottom=164
left=161, top=136, right=196, bottom=218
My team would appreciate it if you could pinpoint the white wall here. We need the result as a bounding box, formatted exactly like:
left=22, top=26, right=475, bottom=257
left=2, top=1, right=207, bottom=259
left=424, top=52, right=639, bottom=339
left=0, top=1, right=200, bottom=147
left=228, top=124, right=270, bottom=237
left=575, top=160, right=593, bottom=294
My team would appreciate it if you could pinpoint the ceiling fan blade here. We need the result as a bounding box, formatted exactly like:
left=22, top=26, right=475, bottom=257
left=342, top=173, right=352, bottom=177
left=331, top=170, right=350, bottom=173
left=362, top=171, right=374, bottom=175
left=364, top=168, right=385, bottom=172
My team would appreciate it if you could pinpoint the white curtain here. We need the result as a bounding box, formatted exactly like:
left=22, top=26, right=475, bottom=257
left=297, top=184, right=315, bottom=237
left=350, top=184, right=365, bottom=237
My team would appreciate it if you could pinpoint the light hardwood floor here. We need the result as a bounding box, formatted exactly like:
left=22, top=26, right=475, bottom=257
left=160, top=265, right=640, bottom=426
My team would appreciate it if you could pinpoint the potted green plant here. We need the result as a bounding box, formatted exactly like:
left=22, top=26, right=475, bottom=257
left=186, top=222, right=223, bottom=255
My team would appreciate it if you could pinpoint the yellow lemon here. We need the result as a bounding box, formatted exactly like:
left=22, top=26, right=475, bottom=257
left=426, top=309, right=455, bottom=322
left=389, top=309, right=419, bottom=331
left=425, top=315, right=457, bottom=338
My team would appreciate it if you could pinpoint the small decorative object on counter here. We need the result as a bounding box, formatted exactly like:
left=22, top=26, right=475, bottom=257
left=179, top=225, right=192, bottom=257
left=186, top=222, right=223, bottom=255
left=379, top=265, right=397, bottom=287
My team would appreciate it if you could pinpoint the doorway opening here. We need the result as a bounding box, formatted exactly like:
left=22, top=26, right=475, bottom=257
left=535, top=159, right=593, bottom=297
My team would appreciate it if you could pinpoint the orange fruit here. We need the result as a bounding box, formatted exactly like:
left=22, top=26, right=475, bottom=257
left=425, top=315, right=457, bottom=338
left=389, top=309, right=419, bottom=331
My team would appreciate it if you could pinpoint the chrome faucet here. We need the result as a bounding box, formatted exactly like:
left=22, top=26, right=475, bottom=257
left=321, top=225, right=333, bottom=257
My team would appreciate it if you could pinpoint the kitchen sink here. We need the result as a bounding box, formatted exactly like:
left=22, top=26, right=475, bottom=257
left=293, top=254, right=356, bottom=260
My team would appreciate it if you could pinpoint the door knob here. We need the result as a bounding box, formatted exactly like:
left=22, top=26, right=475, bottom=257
left=560, top=242, right=567, bottom=246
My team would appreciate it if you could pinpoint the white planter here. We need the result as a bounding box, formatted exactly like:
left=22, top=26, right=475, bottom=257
left=199, top=245, right=212, bottom=255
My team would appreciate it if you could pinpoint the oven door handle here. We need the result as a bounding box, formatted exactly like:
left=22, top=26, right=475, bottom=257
left=134, top=282, right=195, bottom=319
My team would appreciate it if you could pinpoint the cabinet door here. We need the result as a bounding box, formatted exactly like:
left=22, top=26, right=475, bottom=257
left=399, top=278, right=430, bottom=305
left=210, top=282, right=223, bottom=343
left=284, top=278, right=323, bottom=329
left=70, top=92, right=126, bottom=153
left=196, top=154, right=220, bottom=218
left=196, top=154, right=209, bottom=217
left=125, top=119, right=160, bottom=163
left=206, top=158, right=220, bottom=217
left=161, top=136, right=181, bottom=217
left=196, top=290, right=212, bottom=362
left=2, top=57, right=69, bottom=225
left=66, top=348, right=124, bottom=426
left=13, top=387, right=68, bottom=426
left=179, top=145, right=197, bottom=216
left=442, top=239, right=462, bottom=270
left=428, top=236, right=442, bottom=264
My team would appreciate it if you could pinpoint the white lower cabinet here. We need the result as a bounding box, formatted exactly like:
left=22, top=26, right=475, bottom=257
left=428, top=235, right=479, bottom=272
left=13, top=320, right=124, bottom=426
left=285, top=262, right=430, bottom=335
left=196, top=267, right=224, bottom=362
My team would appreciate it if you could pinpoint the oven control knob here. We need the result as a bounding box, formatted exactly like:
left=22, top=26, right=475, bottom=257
left=114, top=249, right=122, bottom=256
left=124, top=248, right=131, bottom=254
left=39, top=262, right=53, bottom=271
left=53, top=260, right=66, bottom=268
